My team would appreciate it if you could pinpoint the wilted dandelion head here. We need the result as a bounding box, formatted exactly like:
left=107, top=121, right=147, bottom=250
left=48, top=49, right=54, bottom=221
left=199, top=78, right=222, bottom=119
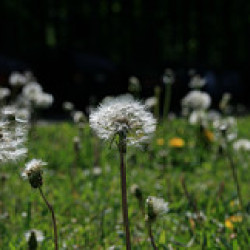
left=89, top=96, right=156, bottom=146
left=146, top=196, right=169, bottom=221
left=22, top=159, right=47, bottom=188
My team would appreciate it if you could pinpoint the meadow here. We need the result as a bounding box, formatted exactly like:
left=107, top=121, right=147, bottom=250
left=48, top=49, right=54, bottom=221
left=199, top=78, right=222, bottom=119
left=0, top=116, right=249, bottom=249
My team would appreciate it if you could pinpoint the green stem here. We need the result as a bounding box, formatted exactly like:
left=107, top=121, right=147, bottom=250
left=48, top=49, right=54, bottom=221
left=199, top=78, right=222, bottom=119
left=39, top=187, right=58, bottom=250
left=148, top=222, right=158, bottom=250
left=224, top=144, right=244, bottom=210
left=119, top=138, right=131, bottom=250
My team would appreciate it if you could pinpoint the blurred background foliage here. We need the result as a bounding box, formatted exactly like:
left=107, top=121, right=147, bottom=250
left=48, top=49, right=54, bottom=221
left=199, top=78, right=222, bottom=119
left=0, top=0, right=250, bottom=113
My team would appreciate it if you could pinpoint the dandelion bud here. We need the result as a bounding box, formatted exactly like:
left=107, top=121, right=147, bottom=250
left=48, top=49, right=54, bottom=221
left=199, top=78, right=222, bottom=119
left=128, top=76, right=141, bottom=94
left=22, top=159, right=47, bottom=188
left=73, top=136, right=81, bottom=152
left=163, top=68, right=175, bottom=85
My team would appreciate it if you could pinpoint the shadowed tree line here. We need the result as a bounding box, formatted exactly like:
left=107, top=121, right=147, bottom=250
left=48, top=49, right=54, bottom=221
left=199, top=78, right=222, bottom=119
left=0, top=0, right=249, bottom=113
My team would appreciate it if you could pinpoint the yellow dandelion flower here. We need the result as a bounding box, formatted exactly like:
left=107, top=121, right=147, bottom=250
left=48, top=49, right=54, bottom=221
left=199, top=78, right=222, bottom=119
left=230, top=200, right=239, bottom=208
left=169, top=137, right=185, bottom=148
left=204, top=129, right=214, bottom=142
left=157, top=138, right=165, bottom=146
left=228, top=215, right=242, bottom=223
left=225, top=219, right=234, bottom=230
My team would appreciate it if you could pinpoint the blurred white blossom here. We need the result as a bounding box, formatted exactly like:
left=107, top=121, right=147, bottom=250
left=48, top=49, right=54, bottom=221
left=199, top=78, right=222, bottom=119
left=24, top=229, right=45, bottom=242
left=233, top=139, right=250, bottom=152
left=189, top=74, right=206, bottom=89
left=182, top=90, right=211, bottom=112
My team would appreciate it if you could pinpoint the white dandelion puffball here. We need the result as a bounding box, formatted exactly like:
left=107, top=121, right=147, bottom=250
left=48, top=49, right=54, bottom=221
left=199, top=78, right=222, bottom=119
left=0, top=88, right=10, bottom=100
left=189, top=74, right=206, bottom=89
left=189, top=110, right=206, bottom=125
left=0, top=106, right=28, bottom=163
left=63, top=101, right=74, bottom=111
left=233, top=139, right=250, bottom=152
left=182, top=90, right=211, bottom=111
left=22, top=159, right=47, bottom=179
left=22, top=82, right=43, bottom=100
left=146, top=196, right=169, bottom=216
left=89, top=96, right=156, bottom=146
left=35, top=92, right=54, bottom=108
left=145, top=96, right=157, bottom=109
left=9, top=72, right=27, bottom=86
left=25, top=229, right=45, bottom=242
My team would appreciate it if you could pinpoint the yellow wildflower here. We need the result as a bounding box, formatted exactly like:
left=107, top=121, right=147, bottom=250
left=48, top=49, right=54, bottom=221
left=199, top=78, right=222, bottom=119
left=225, top=219, right=234, bottom=230
left=157, top=138, right=165, bottom=146
left=204, top=129, right=214, bottom=142
left=228, top=215, right=242, bottom=223
left=225, top=215, right=242, bottom=230
left=169, top=137, right=185, bottom=148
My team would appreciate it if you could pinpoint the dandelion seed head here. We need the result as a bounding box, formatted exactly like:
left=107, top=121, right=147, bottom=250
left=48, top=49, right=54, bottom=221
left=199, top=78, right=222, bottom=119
left=146, top=196, right=169, bottom=221
left=22, top=159, right=46, bottom=180
left=182, top=90, right=211, bottom=111
left=233, top=139, right=250, bottom=151
left=63, top=101, right=74, bottom=112
left=90, top=96, right=156, bottom=146
left=0, top=88, right=10, bottom=100
left=24, top=229, right=45, bottom=242
left=9, top=72, right=27, bottom=86
left=189, top=74, right=206, bottom=89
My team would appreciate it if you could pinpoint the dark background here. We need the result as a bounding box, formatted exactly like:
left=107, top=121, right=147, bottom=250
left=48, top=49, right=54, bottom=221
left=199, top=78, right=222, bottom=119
left=0, top=0, right=249, bottom=115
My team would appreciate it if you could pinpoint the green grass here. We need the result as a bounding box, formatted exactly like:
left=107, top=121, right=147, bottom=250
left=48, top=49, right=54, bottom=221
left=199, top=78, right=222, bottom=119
left=0, top=117, right=249, bottom=249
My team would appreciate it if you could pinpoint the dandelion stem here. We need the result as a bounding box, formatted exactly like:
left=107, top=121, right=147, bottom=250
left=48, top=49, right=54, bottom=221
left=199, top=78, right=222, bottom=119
left=225, top=145, right=244, bottom=210
left=148, top=222, right=158, bottom=250
left=119, top=137, right=131, bottom=250
left=180, top=175, right=198, bottom=214
left=38, top=187, right=58, bottom=250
